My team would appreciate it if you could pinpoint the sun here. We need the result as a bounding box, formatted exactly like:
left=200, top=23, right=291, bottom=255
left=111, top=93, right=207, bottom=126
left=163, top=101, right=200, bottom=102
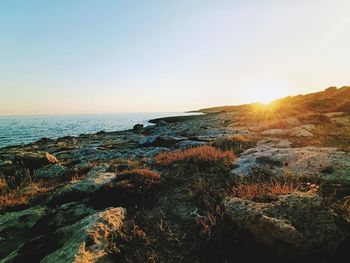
left=244, top=84, right=289, bottom=105
left=259, top=95, right=277, bottom=105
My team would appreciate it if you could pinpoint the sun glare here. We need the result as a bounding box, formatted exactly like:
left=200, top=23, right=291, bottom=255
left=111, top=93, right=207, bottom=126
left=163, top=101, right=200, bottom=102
left=244, top=84, right=289, bottom=105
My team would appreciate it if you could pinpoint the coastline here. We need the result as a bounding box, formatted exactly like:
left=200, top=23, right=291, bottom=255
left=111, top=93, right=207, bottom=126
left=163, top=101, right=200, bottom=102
left=0, top=112, right=203, bottom=149
left=1, top=88, right=350, bottom=262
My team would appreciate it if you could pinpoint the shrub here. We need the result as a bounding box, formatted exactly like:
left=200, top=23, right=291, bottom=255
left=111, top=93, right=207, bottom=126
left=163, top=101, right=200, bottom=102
left=91, top=168, right=161, bottom=208
left=113, top=168, right=161, bottom=196
left=154, top=146, right=236, bottom=170
left=211, top=135, right=256, bottom=154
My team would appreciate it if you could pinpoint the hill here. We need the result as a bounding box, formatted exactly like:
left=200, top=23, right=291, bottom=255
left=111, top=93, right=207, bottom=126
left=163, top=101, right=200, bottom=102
left=198, top=86, right=350, bottom=113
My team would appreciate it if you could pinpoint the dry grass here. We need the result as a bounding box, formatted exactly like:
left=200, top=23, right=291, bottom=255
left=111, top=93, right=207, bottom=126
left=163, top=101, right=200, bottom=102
left=0, top=174, right=9, bottom=193
left=154, top=146, right=236, bottom=169
left=229, top=169, right=317, bottom=200
left=232, top=181, right=298, bottom=199
left=113, top=168, right=161, bottom=197
left=299, top=113, right=331, bottom=125
left=0, top=182, right=52, bottom=211
left=2, top=168, right=33, bottom=190
left=0, top=167, right=61, bottom=211
left=212, top=135, right=256, bottom=154
left=117, top=169, right=160, bottom=181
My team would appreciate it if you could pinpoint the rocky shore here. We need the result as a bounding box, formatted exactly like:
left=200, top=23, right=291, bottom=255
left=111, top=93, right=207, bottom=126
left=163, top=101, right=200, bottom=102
left=1, top=86, right=350, bottom=262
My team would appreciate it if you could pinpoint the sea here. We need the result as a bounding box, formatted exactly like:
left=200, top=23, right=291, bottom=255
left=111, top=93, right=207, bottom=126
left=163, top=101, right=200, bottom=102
left=0, top=112, right=199, bottom=149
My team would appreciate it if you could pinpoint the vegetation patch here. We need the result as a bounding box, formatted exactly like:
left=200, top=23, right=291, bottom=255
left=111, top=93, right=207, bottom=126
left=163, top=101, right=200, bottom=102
left=154, top=146, right=236, bottom=171
left=91, top=168, right=161, bottom=209
left=211, top=135, right=257, bottom=154
left=0, top=182, right=52, bottom=211
left=300, top=113, right=331, bottom=125
left=232, top=181, right=298, bottom=200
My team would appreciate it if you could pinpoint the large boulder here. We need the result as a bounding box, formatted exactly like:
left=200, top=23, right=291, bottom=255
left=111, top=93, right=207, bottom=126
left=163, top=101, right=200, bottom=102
left=224, top=193, right=344, bottom=256
left=41, top=207, right=126, bottom=263
left=132, top=124, right=144, bottom=133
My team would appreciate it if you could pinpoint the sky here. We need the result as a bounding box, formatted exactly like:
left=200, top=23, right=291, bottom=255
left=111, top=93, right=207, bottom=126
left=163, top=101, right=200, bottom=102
left=1, top=0, right=350, bottom=115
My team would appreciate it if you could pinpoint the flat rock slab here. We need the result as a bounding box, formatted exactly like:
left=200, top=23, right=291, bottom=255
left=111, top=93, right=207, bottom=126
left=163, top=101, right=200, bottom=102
left=233, top=146, right=350, bottom=184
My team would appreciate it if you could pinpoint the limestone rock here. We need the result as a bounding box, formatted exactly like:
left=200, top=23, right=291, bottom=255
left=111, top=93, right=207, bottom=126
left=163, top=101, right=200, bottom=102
left=87, top=163, right=110, bottom=177
left=233, top=146, right=350, bottom=184
left=290, top=127, right=313, bottom=137
left=41, top=207, right=125, bottom=263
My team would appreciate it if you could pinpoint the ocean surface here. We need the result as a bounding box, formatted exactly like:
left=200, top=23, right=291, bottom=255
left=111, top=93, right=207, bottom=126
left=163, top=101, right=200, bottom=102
left=0, top=112, right=199, bottom=148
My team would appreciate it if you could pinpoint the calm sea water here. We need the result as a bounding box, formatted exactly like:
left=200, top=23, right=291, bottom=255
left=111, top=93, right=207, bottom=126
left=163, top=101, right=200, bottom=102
left=0, top=112, right=197, bottom=148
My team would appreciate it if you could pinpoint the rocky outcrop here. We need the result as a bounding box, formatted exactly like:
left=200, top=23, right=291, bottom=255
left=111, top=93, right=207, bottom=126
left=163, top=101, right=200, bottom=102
left=224, top=193, right=344, bottom=256
left=41, top=207, right=125, bottom=263
left=233, top=145, right=350, bottom=184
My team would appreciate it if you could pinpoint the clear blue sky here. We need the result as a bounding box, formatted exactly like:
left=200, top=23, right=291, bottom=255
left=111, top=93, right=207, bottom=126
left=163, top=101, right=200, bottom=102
left=1, top=0, right=350, bottom=115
